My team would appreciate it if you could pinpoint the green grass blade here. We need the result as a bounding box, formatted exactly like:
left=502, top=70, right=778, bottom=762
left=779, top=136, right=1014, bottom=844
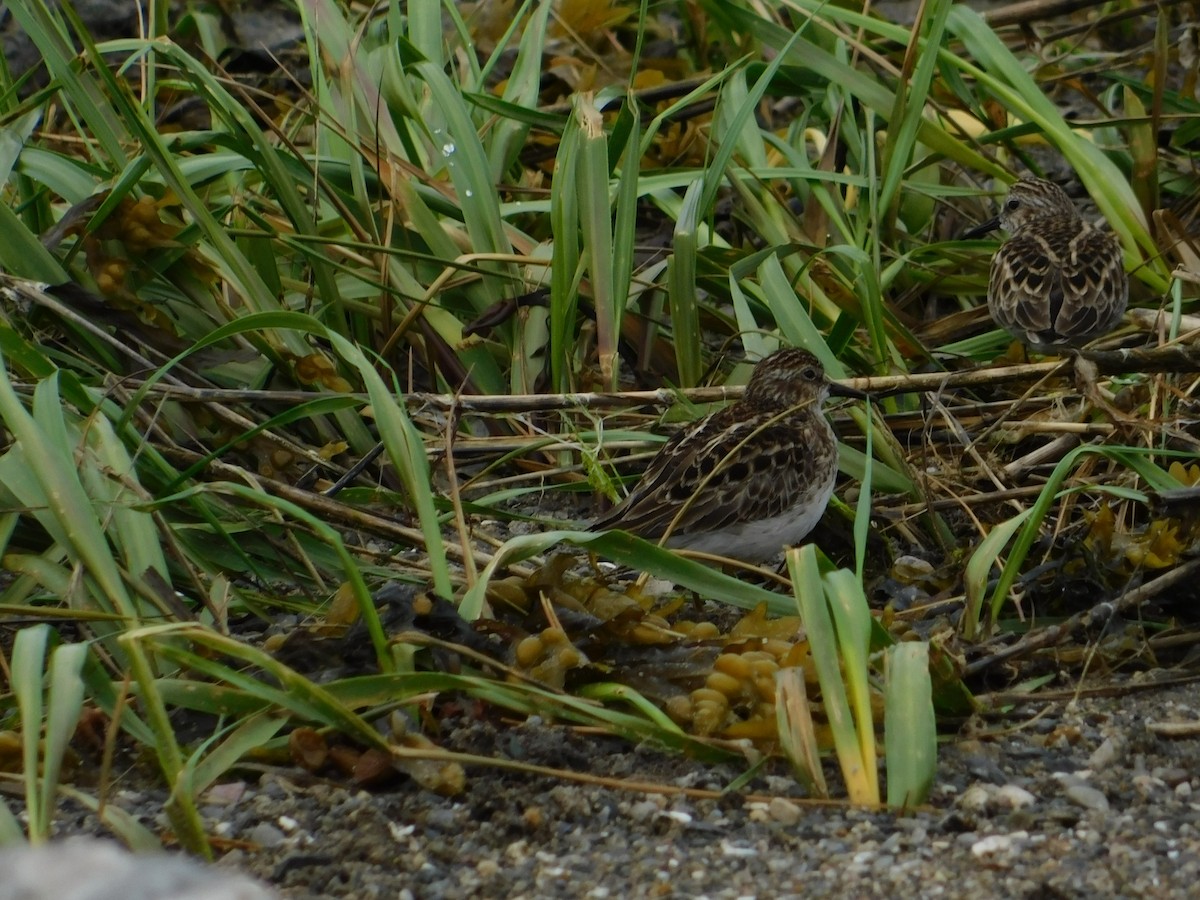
left=39, top=642, right=87, bottom=832
left=485, top=0, right=549, bottom=179
left=669, top=181, right=703, bottom=387
left=963, top=508, right=1035, bottom=641
left=79, top=415, right=170, bottom=586
left=0, top=799, right=22, bottom=844
left=853, top=405, right=875, bottom=580
left=54, top=785, right=161, bottom=851
left=0, top=366, right=138, bottom=619
left=576, top=94, right=619, bottom=388
left=188, top=712, right=290, bottom=797
left=987, top=446, right=1169, bottom=625
left=408, top=57, right=519, bottom=311
left=885, top=641, right=936, bottom=809
left=11, top=625, right=49, bottom=842
left=138, top=625, right=390, bottom=750
left=877, top=0, right=953, bottom=222
left=611, top=104, right=640, bottom=355
left=0, top=204, right=68, bottom=282
left=329, top=334, right=453, bottom=601
left=550, top=115, right=582, bottom=391
left=118, top=629, right=207, bottom=857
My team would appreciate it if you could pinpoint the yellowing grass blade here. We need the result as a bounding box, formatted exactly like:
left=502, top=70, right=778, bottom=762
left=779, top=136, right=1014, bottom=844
left=824, top=568, right=879, bottom=801
left=788, top=546, right=878, bottom=805
left=775, top=666, right=828, bottom=797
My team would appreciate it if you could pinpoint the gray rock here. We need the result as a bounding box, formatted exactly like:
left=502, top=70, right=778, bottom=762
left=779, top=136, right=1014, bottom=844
left=0, top=838, right=276, bottom=900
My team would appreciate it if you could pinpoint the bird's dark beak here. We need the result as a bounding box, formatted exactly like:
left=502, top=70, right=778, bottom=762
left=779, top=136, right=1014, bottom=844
left=828, top=380, right=869, bottom=400
left=962, top=215, right=1001, bottom=240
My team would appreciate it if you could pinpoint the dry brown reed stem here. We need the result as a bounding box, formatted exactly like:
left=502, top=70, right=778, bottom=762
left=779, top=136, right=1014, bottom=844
left=441, top=402, right=478, bottom=589
left=980, top=0, right=1171, bottom=28
left=6, top=270, right=1197, bottom=416
left=976, top=672, right=1200, bottom=709
left=877, top=483, right=1064, bottom=515
left=122, top=344, right=1200, bottom=414
left=384, top=745, right=871, bottom=810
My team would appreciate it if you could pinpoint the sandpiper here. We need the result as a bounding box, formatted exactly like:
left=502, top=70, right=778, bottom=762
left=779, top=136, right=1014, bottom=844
left=591, top=348, right=865, bottom=561
left=965, top=177, right=1128, bottom=349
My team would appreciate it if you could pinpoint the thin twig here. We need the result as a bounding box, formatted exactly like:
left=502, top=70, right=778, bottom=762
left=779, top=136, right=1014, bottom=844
left=116, top=343, right=1200, bottom=415
left=981, top=0, right=1135, bottom=28
left=964, top=557, right=1200, bottom=677
left=976, top=672, right=1200, bottom=707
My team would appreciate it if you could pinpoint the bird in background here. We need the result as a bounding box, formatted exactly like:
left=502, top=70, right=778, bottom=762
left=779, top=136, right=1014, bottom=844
left=965, top=176, right=1128, bottom=350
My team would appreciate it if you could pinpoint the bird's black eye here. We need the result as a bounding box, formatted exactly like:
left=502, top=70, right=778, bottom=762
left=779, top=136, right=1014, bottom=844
left=802, top=367, right=819, bottom=380
left=1005, top=198, right=1021, bottom=211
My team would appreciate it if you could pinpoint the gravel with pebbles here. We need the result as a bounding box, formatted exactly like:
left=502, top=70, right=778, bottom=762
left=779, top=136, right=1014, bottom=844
left=9, top=676, right=1200, bottom=899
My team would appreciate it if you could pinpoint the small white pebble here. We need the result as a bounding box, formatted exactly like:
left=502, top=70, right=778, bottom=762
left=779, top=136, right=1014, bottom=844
left=719, top=839, right=759, bottom=858
left=1088, top=737, right=1119, bottom=770
left=1132, top=774, right=1165, bottom=797
left=995, top=784, right=1036, bottom=810
left=892, top=555, right=935, bottom=581
left=958, top=784, right=994, bottom=813
left=476, top=859, right=500, bottom=878
left=202, top=781, right=247, bottom=806
left=768, top=797, right=802, bottom=826
left=1065, top=784, right=1109, bottom=812
left=389, top=822, right=415, bottom=840
left=971, top=831, right=1027, bottom=858
left=628, top=800, right=662, bottom=823
left=640, top=578, right=675, bottom=597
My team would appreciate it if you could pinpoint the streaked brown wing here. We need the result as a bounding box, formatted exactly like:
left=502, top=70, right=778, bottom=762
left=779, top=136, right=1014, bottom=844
left=1054, top=227, right=1128, bottom=339
left=593, top=411, right=833, bottom=540
left=990, top=236, right=1056, bottom=336
left=674, top=427, right=833, bottom=536
left=589, top=408, right=737, bottom=537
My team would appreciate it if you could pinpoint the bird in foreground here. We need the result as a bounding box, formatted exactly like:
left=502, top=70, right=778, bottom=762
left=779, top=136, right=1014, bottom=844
left=591, top=348, right=866, bottom=562
left=965, top=177, right=1128, bottom=350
